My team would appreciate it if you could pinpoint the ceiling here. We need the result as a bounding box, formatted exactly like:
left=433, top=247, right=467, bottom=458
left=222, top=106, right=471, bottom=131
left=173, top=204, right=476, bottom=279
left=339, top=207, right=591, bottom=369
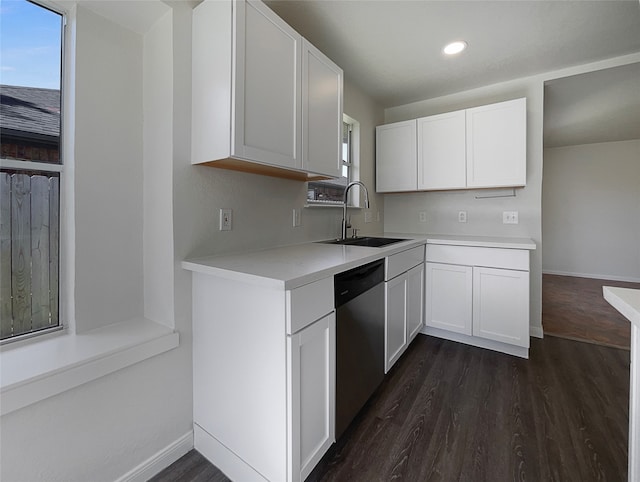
left=73, top=0, right=640, bottom=147
left=265, top=0, right=640, bottom=108
left=544, top=62, right=640, bottom=148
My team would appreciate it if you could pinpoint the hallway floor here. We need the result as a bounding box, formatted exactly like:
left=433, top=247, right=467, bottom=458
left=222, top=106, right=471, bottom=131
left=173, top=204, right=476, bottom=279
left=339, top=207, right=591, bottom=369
left=542, top=274, right=639, bottom=350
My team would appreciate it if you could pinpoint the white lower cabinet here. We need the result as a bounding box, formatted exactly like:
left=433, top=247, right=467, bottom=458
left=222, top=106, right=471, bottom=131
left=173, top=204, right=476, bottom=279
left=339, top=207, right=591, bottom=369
left=424, top=244, right=531, bottom=358
left=287, top=313, right=336, bottom=482
left=425, top=262, right=472, bottom=335
left=407, top=263, right=425, bottom=342
left=192, top=273, right=335, bottom=482
left=473, top=267, right=529, bottom=347
left=385, top=247, right=425, bottom=372
left=385, top=273, right=408, bottom=371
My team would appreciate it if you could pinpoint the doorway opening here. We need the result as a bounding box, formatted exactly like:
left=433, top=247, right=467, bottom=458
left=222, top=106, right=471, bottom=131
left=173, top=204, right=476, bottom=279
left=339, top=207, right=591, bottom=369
left=542, top=62, right=640, bottom=349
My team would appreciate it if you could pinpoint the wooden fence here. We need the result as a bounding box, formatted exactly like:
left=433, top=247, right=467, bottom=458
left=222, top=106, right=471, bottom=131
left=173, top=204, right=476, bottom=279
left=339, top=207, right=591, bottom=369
left=0, top=170, right=59, bottom=340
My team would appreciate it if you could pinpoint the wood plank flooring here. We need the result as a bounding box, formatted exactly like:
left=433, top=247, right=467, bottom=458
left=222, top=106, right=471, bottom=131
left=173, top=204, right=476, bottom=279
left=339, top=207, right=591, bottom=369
left=150, top=334, right=630, bottom=482
left=543, top=274, right=638, bottom=350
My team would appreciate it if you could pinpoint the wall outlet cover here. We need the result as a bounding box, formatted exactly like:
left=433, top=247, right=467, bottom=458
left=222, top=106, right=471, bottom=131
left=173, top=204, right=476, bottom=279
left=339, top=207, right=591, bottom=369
left=419, top=211, right=427, bottom=223
left=458, top=211, right=467, bottom=223
left=503, top=211, right=519, bottom=224
left=364, top=211, right=373, bottom=223
left=220, top=208, right=232, bottom=231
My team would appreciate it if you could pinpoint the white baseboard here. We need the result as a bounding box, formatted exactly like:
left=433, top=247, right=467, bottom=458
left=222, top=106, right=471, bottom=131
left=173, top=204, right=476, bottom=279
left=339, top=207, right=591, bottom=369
left=116, top=431, right=193, bottom=482
left=530, top=325, right=544, bottom=339
left=194, top=423, right=268, bottom=481
left=543, top=270, right=640, bottom=284
left=420, top=326, right=529, bottom=359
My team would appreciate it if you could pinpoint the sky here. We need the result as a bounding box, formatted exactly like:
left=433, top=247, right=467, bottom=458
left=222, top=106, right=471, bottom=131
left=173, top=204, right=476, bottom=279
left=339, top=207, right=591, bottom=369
left=0, top=0, right=63, bottom=89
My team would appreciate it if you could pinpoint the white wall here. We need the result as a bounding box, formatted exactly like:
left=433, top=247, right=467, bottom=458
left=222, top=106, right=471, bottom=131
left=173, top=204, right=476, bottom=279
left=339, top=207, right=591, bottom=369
left=543, top=139, right=640, bottom=282
left=143, top=9, right=175, bottom=327
left=0, top=6, right=193, bottom=482
left=73, top=5, right=144, bottom=333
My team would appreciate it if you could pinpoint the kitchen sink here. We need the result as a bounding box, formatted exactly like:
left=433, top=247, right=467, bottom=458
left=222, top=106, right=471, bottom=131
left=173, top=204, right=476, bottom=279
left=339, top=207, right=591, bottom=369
left=318, top=236, right=408, bottom=248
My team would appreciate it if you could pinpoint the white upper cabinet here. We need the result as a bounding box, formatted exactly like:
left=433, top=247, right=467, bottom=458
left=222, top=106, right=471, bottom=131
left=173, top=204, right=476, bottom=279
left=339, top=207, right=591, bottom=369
left=192, top=0, right=343, bottom=180
left=466, top=98, right=527, bottom=188
left=301, top=40, right=343, bottom=178
left=417, top=110, right=466, bottom=190
left=235, top=0, right=301, bottom=169
left=376, top=97, right=527, bottom=192
left=376, top=120, right=417, bottom=192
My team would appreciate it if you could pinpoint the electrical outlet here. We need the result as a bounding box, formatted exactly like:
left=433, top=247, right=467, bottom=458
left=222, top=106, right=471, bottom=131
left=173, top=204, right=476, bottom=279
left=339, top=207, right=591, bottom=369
left=220, top=208, right=232, bottom=231
left=503, top=211, right=519, bottom=224
left=419, top=211, right=427, bottom=223
left=364, top=211, right=373, bottom=223
left=292, top=208, right=301, bottom=227
left=458, top=211, right=467, bottom=223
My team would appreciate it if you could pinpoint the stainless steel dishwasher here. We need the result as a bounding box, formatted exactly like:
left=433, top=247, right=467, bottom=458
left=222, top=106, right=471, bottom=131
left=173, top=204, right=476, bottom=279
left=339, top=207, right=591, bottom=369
left=334, top=259, right=385, bottom=438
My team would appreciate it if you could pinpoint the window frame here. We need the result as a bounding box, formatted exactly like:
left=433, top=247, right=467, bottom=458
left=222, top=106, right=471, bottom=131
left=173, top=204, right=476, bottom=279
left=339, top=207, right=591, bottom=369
left=306, top=114, right=360, bottom=207
left=0, top=1, right=180, bottom=417
left=0, top=0, right=67, bottom=344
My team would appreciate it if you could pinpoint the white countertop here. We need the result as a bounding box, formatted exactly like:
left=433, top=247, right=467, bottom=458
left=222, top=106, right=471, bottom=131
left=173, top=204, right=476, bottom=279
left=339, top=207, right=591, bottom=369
left=425, top=234, right=536, bottom=250
left=182, top=233, right=536, bottom=290
left=183, top=236, right=425, bottom=289
left=603, top=286, right=640, bottom=328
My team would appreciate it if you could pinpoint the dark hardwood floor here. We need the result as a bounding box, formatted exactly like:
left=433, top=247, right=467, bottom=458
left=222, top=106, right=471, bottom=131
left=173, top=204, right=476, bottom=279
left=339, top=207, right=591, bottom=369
left=150, top=334, right=630, bottom=482
left=543, top=274, right=638, bottom=350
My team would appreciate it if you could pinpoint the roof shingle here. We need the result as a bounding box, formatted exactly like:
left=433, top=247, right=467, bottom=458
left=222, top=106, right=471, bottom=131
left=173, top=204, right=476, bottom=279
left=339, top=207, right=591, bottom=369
left=0, top=84, right=61, bottom=139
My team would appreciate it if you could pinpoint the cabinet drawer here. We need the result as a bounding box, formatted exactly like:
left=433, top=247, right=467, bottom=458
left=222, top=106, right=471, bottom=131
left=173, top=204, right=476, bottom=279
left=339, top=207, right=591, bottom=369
left=287, top=277, right=334, bottom=334
left=426, top=244, right=529, bottom=271
left=386, top=245, right=425, bottom=280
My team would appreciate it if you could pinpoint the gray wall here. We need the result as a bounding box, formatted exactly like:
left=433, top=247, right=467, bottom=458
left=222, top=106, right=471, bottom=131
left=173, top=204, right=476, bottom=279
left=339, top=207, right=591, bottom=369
left=543, top=139, right=640, bottom=282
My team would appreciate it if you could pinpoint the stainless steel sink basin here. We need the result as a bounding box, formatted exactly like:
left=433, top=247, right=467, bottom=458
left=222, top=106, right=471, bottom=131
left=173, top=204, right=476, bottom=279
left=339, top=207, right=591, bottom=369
left=318, top=236, right=408, bottom=248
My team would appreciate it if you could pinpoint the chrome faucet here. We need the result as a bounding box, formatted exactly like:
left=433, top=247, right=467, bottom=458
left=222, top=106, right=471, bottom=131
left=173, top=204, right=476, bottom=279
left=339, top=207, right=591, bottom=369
left=342, top=181, right=370, bottom=240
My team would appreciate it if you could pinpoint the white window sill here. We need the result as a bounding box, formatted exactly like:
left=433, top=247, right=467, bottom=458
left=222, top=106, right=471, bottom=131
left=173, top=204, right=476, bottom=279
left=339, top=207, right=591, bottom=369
left=0, top=318, right=179, bottom=416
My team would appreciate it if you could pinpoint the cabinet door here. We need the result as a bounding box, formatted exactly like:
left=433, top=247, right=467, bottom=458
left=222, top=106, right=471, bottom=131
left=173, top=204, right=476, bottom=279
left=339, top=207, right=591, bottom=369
left=466, top=98, right=526, bottom=188
left=288, top=313, right=336, bottom=482
left=385, top=274, right=408, bottom=372
left=234, top=0, right=302, bottom=169
left=406, top=263, right=425, bottom=343
left=302, top=39, right=343, bottom=177
left=417, top=110, right=466, bottom=190
left=473, top=267, right=529, bottom=347
left=425, top=262, right=473, bottom=335
left=376, top=120, right=417, bottom=192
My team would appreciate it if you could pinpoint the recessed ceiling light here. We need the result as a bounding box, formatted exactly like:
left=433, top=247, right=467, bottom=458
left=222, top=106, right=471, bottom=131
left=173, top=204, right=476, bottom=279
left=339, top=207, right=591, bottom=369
left=443, top=41, right=467, bottom=55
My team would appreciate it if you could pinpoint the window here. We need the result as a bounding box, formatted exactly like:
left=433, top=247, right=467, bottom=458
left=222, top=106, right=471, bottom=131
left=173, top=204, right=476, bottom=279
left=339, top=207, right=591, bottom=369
left=1, top=0, right=64, bottom=342
left=307, top=115, right=359, bottom=205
